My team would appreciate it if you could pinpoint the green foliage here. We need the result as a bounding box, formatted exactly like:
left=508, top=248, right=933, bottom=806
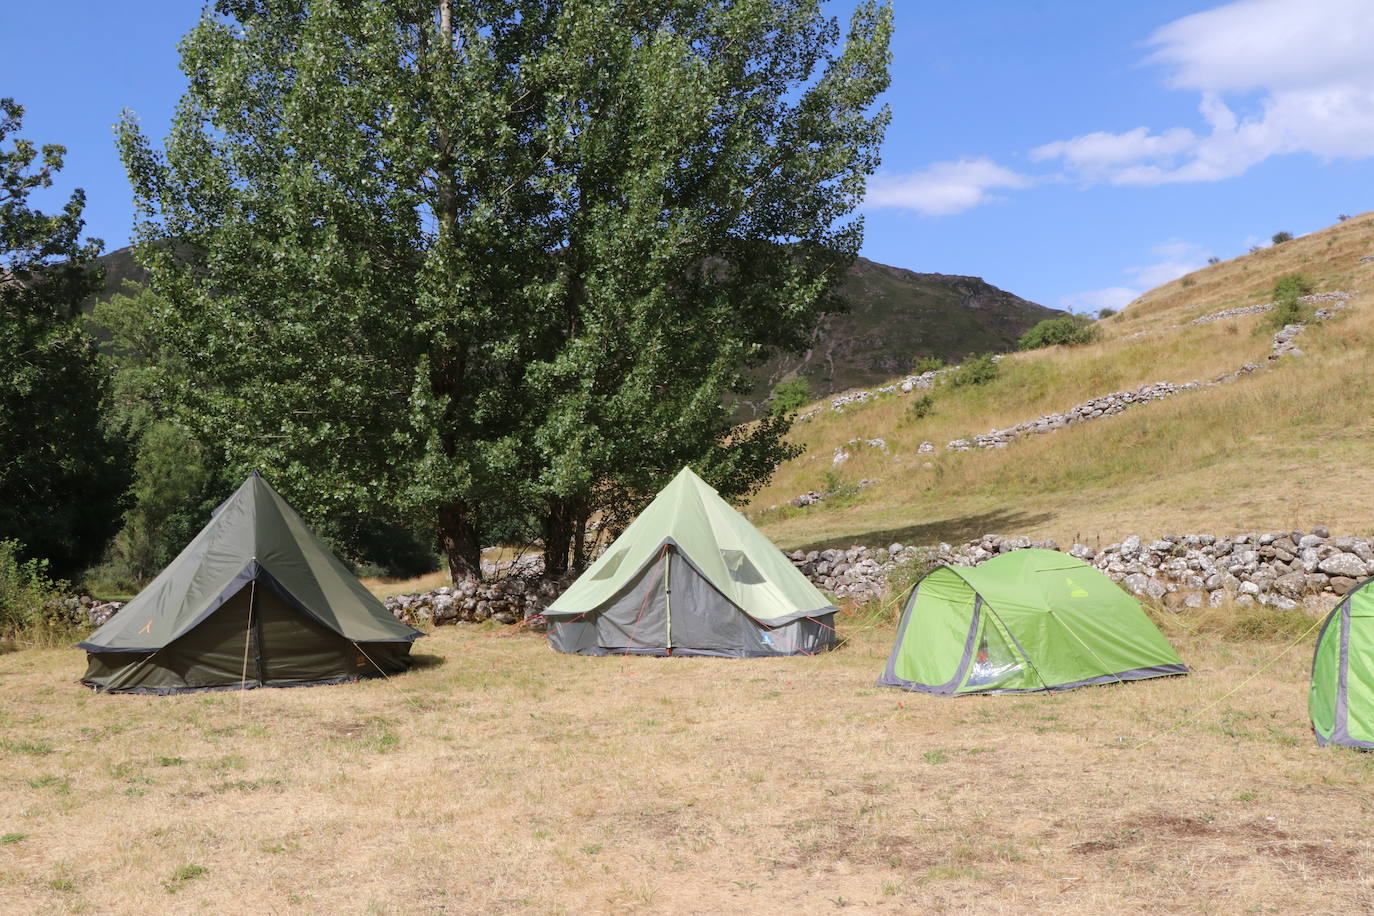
left=912, top=355, right=944, bottom=374
left=90, top=422, right=214, bottom=590
left=769, top=377, right=814, bottom=417
left=119, top=1, right=894, bottom=581
left=1017, top=316, right=1097, bottom=351
left=906, top=393, right=935, bottom=420
left=1096, top=308, right=1117, bottom=319
left=0, top=539, right=68, bottom=642
left=1271, top=231, right=1294, bottom=244
left=1273, top=273, right=1313, bottom=299
left=1268, top=273, right=1314, bottom=330
left=945, top=354, right=1000, bottom=388
left=0, top=98, right=128, bottom=578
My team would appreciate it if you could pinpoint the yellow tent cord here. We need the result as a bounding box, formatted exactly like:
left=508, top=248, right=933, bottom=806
left=1132, top=613, right=1326, bottom=751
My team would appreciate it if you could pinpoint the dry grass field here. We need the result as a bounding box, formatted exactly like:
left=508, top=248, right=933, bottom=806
left=3, top=611, right=1373, bottom=915
left=750, top=212, right=1374, bottom=552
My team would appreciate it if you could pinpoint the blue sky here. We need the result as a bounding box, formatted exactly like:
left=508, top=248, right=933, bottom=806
left=6, top=0, right=1373, bottom=312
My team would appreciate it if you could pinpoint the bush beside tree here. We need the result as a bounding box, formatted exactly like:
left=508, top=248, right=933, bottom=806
left=1017, top=316, right=1098, bottom=351
left=946, top=354, right=999, bottom=388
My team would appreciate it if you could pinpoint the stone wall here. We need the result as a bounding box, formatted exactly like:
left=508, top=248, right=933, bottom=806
left=784, top=528, right=1369, bottom=614
left=65, top=531, right=1365, bottom=634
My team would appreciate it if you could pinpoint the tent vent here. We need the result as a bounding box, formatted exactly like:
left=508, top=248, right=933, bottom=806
left=721, top=549, right=765, bottom=585
left=591, top=549, right=628, bottom=580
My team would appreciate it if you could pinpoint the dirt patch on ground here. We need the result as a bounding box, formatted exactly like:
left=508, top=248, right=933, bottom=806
left=1134, top=812, right=1216, bottom=837
left=1261, top=842, right=1363, bottom=878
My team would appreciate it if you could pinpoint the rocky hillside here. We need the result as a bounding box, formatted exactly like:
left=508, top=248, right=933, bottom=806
left=749, top=211, right=1374, bottom=553
left=738, top=258, right=1064, bottom=416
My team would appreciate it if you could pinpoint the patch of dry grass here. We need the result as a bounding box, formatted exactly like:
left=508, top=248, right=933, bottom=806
left=3, top=619, right=1373, bottom=914
left=749, top=213, right=1374, bottom=551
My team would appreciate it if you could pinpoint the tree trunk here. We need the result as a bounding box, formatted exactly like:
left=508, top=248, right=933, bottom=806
left=542, top=498, right=574, bottom=580
left=572, top=507, right=590, bottom=572
left=437, top=499, right=482, bottom=584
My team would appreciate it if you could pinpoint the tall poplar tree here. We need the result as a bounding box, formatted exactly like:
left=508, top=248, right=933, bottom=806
left=120, top=1, right=891, bottom=582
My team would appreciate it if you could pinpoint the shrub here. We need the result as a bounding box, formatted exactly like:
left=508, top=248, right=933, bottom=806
left=1273, top=273, right=1313, bottom=299
left=1206, top=256, right=1221, bottom=265
left=819, top=471, right=860, bottom=508
left=1268, top=273, right=1314, bottom=330
left=1339, top=213, right=1351, bottom=222
left=1017, top=316, right=1097, bottom=351
left=1271, top=230, right=1294, bottom=244
left=945, top=354, right=999, bottom=388
left=1096, top=307, right=1117, bottom=319
left=911, top=355, right=944, bottom=374
left=768, top=376, right=813, bottom=416
left=0, top=540, right=69, bottom=643
left=907, top=393, right=935, bottom=420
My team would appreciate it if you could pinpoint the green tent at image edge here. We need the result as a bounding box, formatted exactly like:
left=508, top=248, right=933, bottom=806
left=1309, top=577, right=1374, bottom=748
left=879, top=549, right=1187, bottom=694
left=544, top=467, right=838, bottom=656
left=77, top=472, right=422, bottom=693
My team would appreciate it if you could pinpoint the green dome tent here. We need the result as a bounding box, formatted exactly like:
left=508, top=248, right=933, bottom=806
left=544, top=467, right=837, bottom=657
left=78, top=472, right=422, bottom=693
left=878, top=549, right=1187, bottom=694
left=1310, top=578, right=1374, bottom=748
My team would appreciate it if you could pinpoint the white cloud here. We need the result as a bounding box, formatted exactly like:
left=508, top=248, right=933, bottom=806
left=1060, top=286, right=1139, bottom=314
left=1062, top=240, right=1214, bottom=313
left=1125, top=239, right=1212, bottom=287
left=1035, top=0, right=1374, bottom=185
left=866, top=158, right=1032, bottom=216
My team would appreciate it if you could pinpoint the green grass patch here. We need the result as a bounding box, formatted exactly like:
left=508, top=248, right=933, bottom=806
left=163, top=863, right=208, bottom=894
left=1, top=738, right=54, bottom=756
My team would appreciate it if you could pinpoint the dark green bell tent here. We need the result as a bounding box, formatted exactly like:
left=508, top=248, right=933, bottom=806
left=1310, top=577, right=1374, bottom=748
left=78, top=472, right=422, bottom=693
left=879, top=549, right=1187, bottom=694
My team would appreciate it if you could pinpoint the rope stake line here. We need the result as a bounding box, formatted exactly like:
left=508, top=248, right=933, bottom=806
left=1132, top=614, right=1325, bottom=751
left=239, top=579, right=257, bottom=722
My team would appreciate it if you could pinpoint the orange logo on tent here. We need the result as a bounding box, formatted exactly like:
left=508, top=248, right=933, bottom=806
left=138, top=621, right=153, bottom=635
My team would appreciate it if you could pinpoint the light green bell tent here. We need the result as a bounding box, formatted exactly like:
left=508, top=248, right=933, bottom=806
left=879, top=549, right=1187, bottom=694
left=1309, top=577, right=1374, bottom=748
left=544, top=467, right=837, bottom=657
left=77, top=472, right=422, bottom=693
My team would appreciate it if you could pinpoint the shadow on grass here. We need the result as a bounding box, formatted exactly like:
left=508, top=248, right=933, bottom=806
left=794, top=508, right=1058, bottom=552
left=409, top=653, right=447, bottom=670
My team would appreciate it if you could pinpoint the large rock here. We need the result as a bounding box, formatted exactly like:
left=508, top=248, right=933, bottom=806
left=1318, top=553, right=1368, bottom=578
left=1330, top=576, right=1359, bottom=596
left=1273, top=572, right=1308, bottom=598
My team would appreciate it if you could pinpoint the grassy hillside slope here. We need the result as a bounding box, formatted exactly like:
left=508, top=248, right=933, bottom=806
left=750, top=212, right=1374, bottom=551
